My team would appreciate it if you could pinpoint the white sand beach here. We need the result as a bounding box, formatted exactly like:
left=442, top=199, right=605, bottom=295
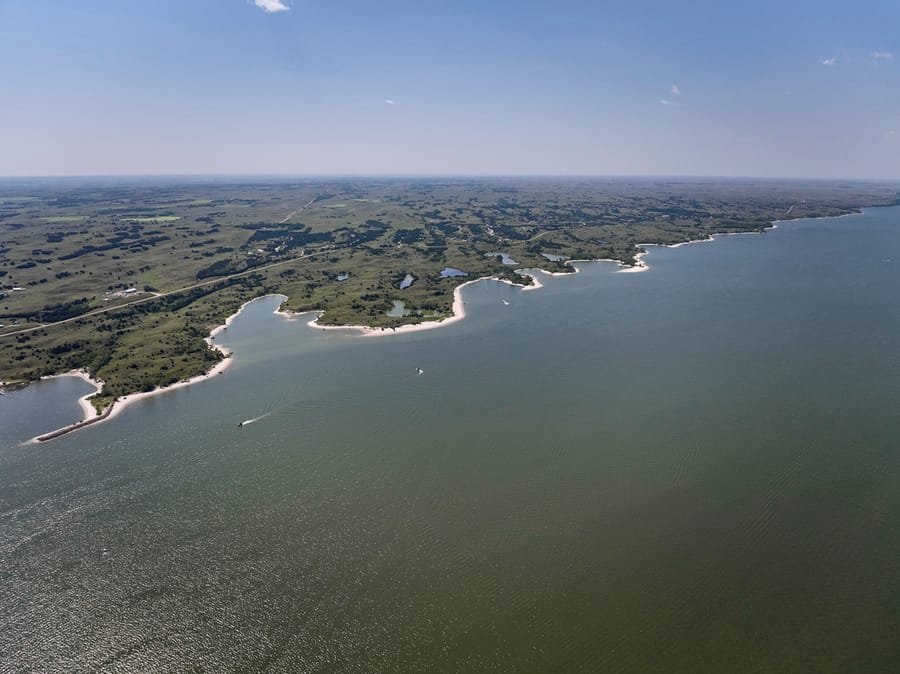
left=293, top=278, right=478, bottom=337
left=38, top=370, right=105, bottom=422
left=28, top=301, right=247, bottom=442
left=28, top=212, right=819, bottom=442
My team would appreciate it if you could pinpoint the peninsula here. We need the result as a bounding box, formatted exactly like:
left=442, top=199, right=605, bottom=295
left=1, top=177, right=897, bottom=411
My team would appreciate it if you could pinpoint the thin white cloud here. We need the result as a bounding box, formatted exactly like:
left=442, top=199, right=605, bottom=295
left=886, top=130, right=899, bottom=140
left=821, top=57, right=837, bottom=66
left=253, top=0, right=289, bottom=12
left=871, top=51, right=894, bottom=65
left=670, top=84, right=680, bottom=96
left=384, top=99, right=397, bottom=105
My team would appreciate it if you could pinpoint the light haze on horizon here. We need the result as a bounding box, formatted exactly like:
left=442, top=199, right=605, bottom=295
left=1, top=0, right=899, bottom=179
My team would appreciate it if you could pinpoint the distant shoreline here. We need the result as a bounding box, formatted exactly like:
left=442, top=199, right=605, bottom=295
left=624, top=209, right=863, bottom=273
left=22, top=208, right=866, bottom=442
left=278, top=275, right=528, bottom=336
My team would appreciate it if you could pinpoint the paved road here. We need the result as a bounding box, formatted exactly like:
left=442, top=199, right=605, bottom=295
left=279, top=196, right=318, bottom=224
left=1, top=197, right=328, bottom=340
left=0, top=246, right=339, bottom=340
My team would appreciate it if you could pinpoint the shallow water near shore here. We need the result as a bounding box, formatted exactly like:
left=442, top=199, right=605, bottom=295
left=3, top=207, right=900, bottom=672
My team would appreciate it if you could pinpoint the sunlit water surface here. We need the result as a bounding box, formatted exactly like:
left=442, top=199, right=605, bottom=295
left=3, top=208, right=900, bottom=672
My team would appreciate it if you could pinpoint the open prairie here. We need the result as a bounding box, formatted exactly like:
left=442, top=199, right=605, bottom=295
left=1, top=177, right=896, bottom=407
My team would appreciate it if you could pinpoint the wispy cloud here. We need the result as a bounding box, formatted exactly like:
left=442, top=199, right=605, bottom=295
left=821, top=57, right=837, bottom=66
left=886, top=130, right=899, bottom=140
left=871, top=51, right=894, bottom=65
left=253, top=0, right=290, bottom=12
left=660, top=84, right=682, bottom=106
left=384, top=99, right=397, bottom=105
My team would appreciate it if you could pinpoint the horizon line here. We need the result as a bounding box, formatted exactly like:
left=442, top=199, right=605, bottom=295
left=1, top=172, right=898, bottom=183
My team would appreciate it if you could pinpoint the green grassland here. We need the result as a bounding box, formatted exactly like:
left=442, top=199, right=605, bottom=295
left=121, top=215, right=182, bottom=223
left=1, top=177, right=897, bottom=408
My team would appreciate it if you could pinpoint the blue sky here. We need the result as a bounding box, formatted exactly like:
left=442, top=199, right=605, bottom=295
left=1, top=0, right=898, bottom=178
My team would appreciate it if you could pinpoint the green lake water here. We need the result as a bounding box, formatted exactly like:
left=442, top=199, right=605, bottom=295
left=2, top=208, right=900, bottom=672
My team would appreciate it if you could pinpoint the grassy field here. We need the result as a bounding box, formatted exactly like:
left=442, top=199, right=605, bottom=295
left=121, top=215, right=182, bottom=223
left=1, top=176, right=897, bottom=407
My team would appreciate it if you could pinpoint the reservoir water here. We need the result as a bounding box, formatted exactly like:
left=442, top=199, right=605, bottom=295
left=2, top=208, right=900, bottom=672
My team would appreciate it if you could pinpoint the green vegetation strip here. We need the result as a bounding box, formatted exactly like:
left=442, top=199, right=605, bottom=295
left=2, top=178, right=897, bottom=406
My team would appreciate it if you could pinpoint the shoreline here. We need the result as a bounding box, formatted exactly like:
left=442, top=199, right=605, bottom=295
left=277, top=278, right=480, bottom=337
left=26, top=300, right=250, bottom=444
left=281, top=209, right=856, bottom=334
left=619, top=210, right=864, bottom=274
left=23, top=208, right=865, bottom=442
left=306, top=273, right=556, bottom=336
left=38, top=370, right=104, bottom=420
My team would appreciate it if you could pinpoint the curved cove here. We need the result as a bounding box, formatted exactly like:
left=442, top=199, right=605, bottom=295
left=3, top=207, right=900, bottom=671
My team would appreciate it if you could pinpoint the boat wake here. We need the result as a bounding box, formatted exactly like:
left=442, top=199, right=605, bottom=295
left=238, top=412, right=272, bottom=427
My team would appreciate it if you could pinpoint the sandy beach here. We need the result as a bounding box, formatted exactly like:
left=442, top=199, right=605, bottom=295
left=281, top=276, right=497, bottom=337
left=288, top=257, right=646, bottom=336
left=73, top=296, right=282, bottom=433
left=38, top=370, right=105, bottom=421
left=99, top=353, right=232, bottom=424
left=617, top=251, right=650, bottom=273
left=28, top=301, right=247, bottom=443
left=292, top=271, right=563, bottom=336
left=273, top=271, right=556, bottom=337
left=620, top=215, right=807, bottom=274
left=26, top=210, right=834, bottom=443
